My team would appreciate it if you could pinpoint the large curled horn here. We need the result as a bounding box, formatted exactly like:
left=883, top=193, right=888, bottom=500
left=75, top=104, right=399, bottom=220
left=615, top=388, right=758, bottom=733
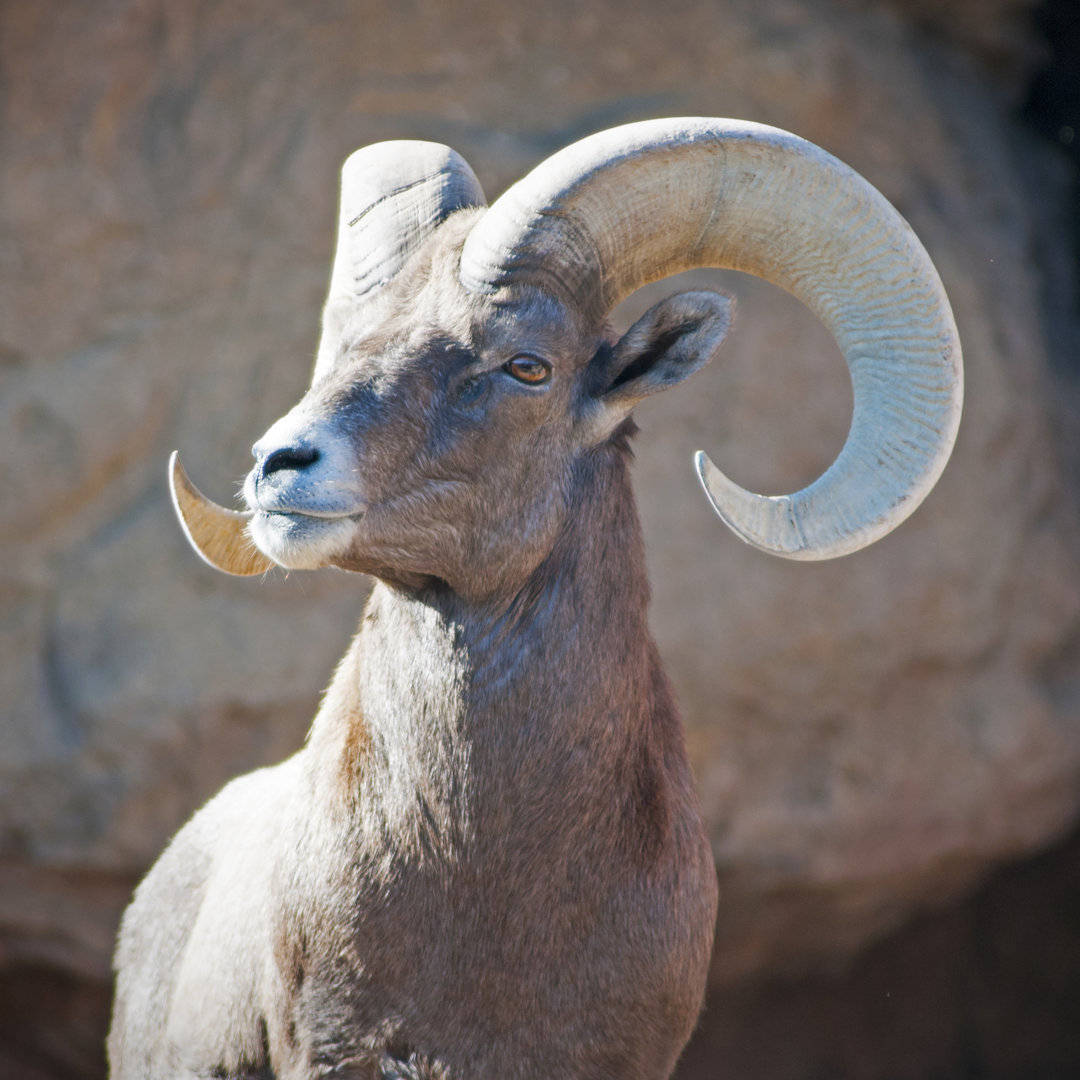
left=312, top=140, right=487, bottom=382
left=460, top=118, right=962, bottom=560
left=174, top=142, right=487, bottom=575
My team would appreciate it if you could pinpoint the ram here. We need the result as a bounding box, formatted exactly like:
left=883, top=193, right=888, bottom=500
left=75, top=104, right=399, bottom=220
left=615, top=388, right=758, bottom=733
left=108, top=118, right=962, bottom=1080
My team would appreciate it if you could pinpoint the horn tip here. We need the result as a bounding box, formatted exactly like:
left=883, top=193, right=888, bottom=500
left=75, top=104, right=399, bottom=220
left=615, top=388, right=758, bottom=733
left=167, top=452, right=276, bottom=578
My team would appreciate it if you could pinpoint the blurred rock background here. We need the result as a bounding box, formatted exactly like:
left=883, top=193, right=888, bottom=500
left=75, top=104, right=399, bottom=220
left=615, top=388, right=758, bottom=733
left=2, top=0, right=1078, bottom=1076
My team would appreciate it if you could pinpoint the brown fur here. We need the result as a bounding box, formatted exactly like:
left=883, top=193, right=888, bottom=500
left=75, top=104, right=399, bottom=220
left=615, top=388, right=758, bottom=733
left=109, top=215, right=727, bottom=1079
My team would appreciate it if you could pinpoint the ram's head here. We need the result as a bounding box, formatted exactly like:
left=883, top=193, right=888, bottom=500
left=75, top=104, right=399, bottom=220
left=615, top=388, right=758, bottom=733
left=171, top=119, right=962, bottom=596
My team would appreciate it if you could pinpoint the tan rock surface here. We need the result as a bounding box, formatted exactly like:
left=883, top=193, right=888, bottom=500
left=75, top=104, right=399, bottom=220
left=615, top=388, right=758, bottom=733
left=1, top=0, right=1076, bottom=1055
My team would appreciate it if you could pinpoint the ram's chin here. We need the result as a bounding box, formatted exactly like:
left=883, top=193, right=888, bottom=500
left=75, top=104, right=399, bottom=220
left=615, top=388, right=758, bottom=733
left=250, top=512, right=357, bottom=571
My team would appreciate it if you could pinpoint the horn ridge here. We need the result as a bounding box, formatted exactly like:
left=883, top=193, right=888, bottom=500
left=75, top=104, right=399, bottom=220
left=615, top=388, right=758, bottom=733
left=313, top=141, right=487, bottom=383
left=461, top=117, right=962, bottom=559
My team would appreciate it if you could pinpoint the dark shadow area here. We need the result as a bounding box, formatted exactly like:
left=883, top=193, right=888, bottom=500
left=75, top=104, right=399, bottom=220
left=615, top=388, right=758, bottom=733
left=1021, top=0, right=1080, bottom=286
left=0, top=964, right=112, bottom=1080
left=676, top=822, right=1080, bottom=1080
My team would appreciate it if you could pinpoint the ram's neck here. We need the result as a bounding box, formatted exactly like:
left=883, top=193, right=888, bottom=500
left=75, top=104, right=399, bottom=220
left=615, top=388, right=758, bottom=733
left=307, top=441, right=680, bottom=862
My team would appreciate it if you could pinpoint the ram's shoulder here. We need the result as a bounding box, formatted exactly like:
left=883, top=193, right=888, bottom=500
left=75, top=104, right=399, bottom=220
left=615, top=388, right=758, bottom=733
left=110, top=756, right=306, bottom=1078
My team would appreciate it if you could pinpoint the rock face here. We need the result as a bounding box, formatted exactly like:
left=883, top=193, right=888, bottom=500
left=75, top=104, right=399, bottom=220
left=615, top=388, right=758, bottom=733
left=867, top=0, right=1041, bottom=81
left=2, top=0, right=1078, bottom=1072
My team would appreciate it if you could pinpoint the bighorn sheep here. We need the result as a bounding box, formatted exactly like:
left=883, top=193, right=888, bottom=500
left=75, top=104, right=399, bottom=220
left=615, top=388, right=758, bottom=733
left=108, top=118, right=962, bottom=1079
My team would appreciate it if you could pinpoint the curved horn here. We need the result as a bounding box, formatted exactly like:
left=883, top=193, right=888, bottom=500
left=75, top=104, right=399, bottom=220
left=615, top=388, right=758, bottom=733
left=169, top=452, right=275, bottom=577
left=313, top=141, right=487, bottom=382
left=460, top=118, right=962, bottom=560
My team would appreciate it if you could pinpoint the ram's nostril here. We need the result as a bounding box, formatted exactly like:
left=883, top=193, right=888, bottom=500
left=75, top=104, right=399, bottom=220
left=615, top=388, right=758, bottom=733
left=261, top=445, right=321, bottom=477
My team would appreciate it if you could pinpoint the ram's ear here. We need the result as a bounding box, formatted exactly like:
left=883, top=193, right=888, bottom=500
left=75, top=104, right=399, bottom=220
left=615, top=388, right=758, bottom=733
left=588, top=291, right=733, bottom=435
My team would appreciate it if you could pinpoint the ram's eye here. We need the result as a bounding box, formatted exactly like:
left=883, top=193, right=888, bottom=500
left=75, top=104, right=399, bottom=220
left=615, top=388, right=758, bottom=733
left=503, top=355, right=552, bottom=385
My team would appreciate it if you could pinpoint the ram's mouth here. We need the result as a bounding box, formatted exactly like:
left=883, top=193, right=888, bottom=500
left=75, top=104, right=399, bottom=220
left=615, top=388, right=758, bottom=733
left=245, top=507, right=359, bottom=571
left=242, top=461, right=368, bottom=520
left=170, top=454, right=361, bottom=576
left=253, top=506, right=364, bottom=521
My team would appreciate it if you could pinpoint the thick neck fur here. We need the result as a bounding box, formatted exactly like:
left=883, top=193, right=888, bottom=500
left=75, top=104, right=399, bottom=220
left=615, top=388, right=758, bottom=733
left=306, top=433, right=681, bottom=874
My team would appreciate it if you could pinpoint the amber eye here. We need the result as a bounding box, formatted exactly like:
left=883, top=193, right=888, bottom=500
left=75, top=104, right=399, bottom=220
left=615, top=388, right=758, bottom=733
left=503, top=354, right=552, bottom=385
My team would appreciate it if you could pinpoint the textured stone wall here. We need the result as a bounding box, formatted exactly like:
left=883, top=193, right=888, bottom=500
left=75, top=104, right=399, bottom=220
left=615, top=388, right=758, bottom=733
left=2, top=0, right=1077, bottom=1074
